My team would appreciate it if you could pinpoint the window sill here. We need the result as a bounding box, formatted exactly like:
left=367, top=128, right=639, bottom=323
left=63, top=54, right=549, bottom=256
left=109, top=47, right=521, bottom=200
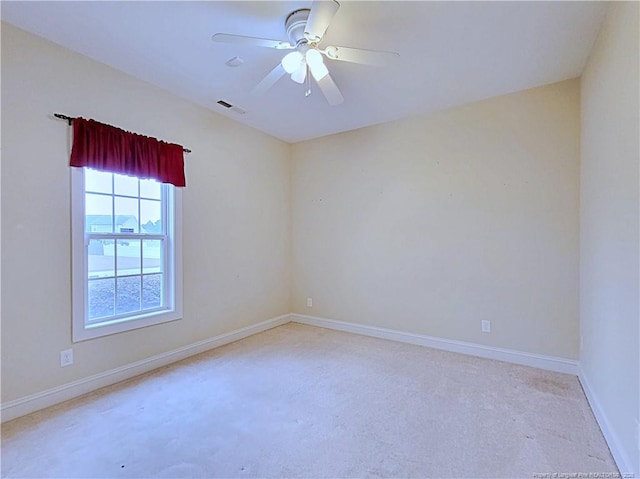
left=72, top=309, right=182, bottom=342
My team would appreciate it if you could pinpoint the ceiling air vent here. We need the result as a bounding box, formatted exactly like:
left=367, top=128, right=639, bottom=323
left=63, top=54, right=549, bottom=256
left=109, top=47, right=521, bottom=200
left=216, top=99, right=246, bottom=115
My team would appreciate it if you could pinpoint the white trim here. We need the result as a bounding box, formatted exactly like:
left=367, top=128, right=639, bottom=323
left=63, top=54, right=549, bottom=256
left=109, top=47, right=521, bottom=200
left=578, top=365, right=636, bottom=477
left=71, top=169, right=184, bottom=342
left=291, top=313, right=578, bottom=375
left=1, top=313, right=582, bottom=424
left=0, top=314, right=290, bottom=423
left=71, top=167, right=85, bottom=340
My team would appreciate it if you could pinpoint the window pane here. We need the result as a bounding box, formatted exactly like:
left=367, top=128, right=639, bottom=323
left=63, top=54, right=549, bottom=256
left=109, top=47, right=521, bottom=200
left=140, top=199, right=162, bottom=234
left=114, top=173, right=138, bottom=197
left=88, top=239, right=115, bottom=278
left=86, top=194, right=113, bottom=233
left=142, top=274, right=162, bottom=309
left=88, top=278, right=115, bottom=320
left=116, top=239, right=141, bottom=276
left=114, top=197, right=139, bottom=233
left=116, top=276, right=141, bottom=315
left=74, top=167, right=179, bottom=341
left=85, top=169, right=112, bottom=194
left=140, top=178, right=161, bottom=199
left=143, top=240, right=162, bottom=274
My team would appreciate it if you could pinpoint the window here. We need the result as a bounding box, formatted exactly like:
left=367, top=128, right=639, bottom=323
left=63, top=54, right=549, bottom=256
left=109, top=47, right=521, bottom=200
left=72, top=168, right=182, bottom=341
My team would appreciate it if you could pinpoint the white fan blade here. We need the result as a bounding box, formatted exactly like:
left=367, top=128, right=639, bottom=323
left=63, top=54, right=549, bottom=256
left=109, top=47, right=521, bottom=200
left=212, top=33, right=293, bottom=50
left=323, top=45, right=400, bottom=66
left=316, top=73, right=344, bottom=106
left=304, top=0, right=340, bottom=43
left=252, top=64, right=287, bottom=96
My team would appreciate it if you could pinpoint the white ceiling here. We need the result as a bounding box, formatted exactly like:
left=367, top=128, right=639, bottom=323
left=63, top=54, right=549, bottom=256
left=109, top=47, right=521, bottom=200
left=1, top=1, right=608, bottom=143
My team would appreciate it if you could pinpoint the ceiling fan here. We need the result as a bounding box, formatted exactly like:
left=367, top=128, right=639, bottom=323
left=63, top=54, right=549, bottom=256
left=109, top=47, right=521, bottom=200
left=212, top=0, right=399, bottom=106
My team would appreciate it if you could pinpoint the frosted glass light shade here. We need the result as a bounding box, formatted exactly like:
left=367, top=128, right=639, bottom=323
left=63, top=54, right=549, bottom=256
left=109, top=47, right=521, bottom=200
left=291, top=64, right=307, bottom=84
left=306, top=49, right=329, bottom=80
left=282, top=51, right=304, bottom=74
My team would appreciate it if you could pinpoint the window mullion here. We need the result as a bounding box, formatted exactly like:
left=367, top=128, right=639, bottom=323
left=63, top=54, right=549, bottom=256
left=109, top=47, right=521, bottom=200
left=112, top=172, right=116, bottom=319
left=139, top=236, right=143, bottom=312
left=114, top=240, right=119, bottom=316
left=111, top=173, right=115, bottom=233
left=162, top=186, right=169, bottom=307
left=138, top=178, right=143, bottom=312
left=87, top=233, right=166, bottom=241
left=137, top=178, right=141, bottom=234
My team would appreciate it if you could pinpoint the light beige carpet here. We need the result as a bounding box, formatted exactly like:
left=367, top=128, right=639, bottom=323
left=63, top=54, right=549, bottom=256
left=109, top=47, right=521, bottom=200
left=1, top=323, right=617, bottom=478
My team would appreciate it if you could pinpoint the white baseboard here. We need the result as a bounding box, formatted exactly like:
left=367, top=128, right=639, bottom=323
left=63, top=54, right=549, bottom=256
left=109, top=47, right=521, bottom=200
left=578, top=365, right=637, bottom=477
left=0, top=314, right=290, bottom=423
left=291, top=313, right=578, bottom=375
left=0, top=312, right=581, bottom=424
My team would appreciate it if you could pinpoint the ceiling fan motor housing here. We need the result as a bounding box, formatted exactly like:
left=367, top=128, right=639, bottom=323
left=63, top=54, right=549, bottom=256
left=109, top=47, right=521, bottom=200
left=285, top=9, right=311, bottom=46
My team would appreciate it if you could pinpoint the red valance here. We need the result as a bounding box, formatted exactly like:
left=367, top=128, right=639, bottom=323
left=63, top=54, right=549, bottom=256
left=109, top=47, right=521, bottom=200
left=70, top=118, right=186, bottom=187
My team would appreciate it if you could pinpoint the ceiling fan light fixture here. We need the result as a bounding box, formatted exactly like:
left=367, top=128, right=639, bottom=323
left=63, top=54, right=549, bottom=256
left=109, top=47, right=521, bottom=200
left=282, top=51, right=304, bottom=74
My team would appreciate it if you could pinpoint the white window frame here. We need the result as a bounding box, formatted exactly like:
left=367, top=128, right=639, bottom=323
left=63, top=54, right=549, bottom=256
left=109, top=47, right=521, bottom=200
left=71, top=167, right=183, bottom=342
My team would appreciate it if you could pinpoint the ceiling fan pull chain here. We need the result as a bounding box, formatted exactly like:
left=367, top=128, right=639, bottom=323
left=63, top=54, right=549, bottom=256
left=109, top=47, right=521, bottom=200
left=305, top=64, right=312, bottom=97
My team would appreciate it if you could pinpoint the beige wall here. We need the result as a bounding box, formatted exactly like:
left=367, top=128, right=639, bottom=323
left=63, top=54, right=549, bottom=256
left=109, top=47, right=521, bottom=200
left=580, top=2, right=640, bottom=475
left=292, top=79, right=581, bottom=359
left=1, top=23, right=291, bottom=403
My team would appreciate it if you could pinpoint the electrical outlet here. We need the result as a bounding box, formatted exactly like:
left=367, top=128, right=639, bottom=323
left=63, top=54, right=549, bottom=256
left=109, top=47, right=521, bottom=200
left=60, top=349, right=73, bottom=367
left=306, top=297, right=313, bottom=308
left=481, top=320, right=491, bottom=333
